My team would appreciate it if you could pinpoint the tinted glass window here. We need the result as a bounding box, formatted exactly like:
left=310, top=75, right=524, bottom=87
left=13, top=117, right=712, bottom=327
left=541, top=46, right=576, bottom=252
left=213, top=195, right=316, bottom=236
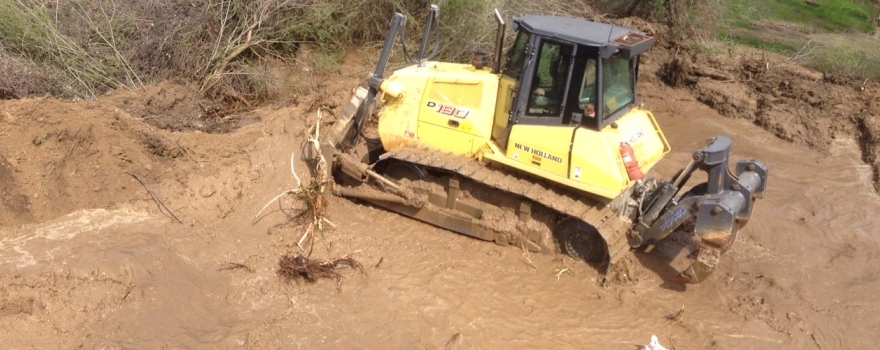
left=577, top=57, right=598, bottom=119
left=503, top=31, right=530, bottom=79
left=601, top=56, right=634, bottom=118
left=526, top=41, right=573, bottom=117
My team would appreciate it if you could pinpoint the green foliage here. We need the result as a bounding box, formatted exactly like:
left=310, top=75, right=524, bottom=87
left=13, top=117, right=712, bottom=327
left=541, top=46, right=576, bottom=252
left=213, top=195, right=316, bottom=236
left=0, top=0, right=146, bottom=98
left=718, top=32, right=802, bottom=55
left=311, top=50, right=346, bottom=75
left=726, top=0, right=876, bottom=34
left=762, top=0, right=875, bottom=33
left=712, top=0, right=880, bottom=79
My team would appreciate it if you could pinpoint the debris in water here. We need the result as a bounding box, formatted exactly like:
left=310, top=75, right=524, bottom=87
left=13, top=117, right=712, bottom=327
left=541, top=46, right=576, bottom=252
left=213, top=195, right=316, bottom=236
left=278, top=253, right=363, bottom=283
left=641, top=335, right=669, bottom=350
left=665, top=305, right=685, bottom=325
left=217, top=262, right=254, bottom=273
left=444, top=332, right=462, bottom=350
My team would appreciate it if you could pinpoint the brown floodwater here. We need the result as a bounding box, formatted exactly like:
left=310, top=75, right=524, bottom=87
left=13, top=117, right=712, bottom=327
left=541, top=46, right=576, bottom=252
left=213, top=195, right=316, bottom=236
left=1, top=84, right=879, bottom=349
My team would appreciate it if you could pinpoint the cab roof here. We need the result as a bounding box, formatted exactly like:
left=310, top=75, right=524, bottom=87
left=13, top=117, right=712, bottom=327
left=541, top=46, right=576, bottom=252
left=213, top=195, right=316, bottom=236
left=513, top=15, right=654, bottom=58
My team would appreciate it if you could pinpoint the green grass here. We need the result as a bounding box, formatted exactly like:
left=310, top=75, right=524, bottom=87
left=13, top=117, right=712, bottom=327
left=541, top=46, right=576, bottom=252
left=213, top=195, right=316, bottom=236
left=726, top=0, right=876, bottom=33
left=719, top=32, right=803, bottom=55
left=717, top=0, right=880, bottom=79
left=763, top=0, right=875, bottom=33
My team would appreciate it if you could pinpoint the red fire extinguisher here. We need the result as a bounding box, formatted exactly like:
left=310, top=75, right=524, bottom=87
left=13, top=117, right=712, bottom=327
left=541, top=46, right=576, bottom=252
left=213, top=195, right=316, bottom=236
left=619, top=142, right=644, bottom=181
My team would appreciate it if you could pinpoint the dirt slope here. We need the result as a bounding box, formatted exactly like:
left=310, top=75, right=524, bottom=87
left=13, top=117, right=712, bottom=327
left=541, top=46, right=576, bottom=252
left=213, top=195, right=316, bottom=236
left=656, top=46, right=880, bottom=190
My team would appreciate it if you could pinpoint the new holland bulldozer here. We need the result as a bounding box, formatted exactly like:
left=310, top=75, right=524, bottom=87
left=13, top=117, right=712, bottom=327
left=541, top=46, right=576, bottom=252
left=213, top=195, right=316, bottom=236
left=313, top=7, right=768, bottom=283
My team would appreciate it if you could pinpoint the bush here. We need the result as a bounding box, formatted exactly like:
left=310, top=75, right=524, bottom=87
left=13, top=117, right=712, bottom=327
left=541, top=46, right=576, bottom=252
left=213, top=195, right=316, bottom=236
left=0, top=0, right=143, bottom=98
left=0, top=0, right=635, bottom=101
left=0, top=46, right=63, bottom=99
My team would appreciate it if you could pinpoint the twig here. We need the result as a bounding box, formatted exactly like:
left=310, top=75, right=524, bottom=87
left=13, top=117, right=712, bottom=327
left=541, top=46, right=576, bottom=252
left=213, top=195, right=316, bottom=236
left=278, top=253, right=364, bottom=284
left=520, top=242, right=537, bottom=270
left=218, top=262, right=254, bottom=272
left=47, top=131, right=82, bottom=176
left=290, top=149, right=302, bottom=187
left=321, top=217, right=337, bottom=228
left=788, top=40, right=815, bottom=62
left=255, top=109, right=331, bottom=255
left=665, top=305, right=685, bottom=325
left=66, top=138, right=80, bottom=158
left=126, top=172, right=183, bottom=224
left=297, top=222, right=313, bottom=251
left=555, top=268, right=572, bottom=282
left=374, top=257, right=384, bottom=269
left=444, top=333, right=463, bottom=350
left=175, top=139, right=202, bottom=167
left=253, top=188, right=302, bottom=223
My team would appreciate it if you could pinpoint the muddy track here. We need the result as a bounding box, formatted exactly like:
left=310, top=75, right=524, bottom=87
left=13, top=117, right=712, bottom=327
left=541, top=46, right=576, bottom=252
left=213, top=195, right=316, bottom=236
left=383, top=146, right=632, bottom=264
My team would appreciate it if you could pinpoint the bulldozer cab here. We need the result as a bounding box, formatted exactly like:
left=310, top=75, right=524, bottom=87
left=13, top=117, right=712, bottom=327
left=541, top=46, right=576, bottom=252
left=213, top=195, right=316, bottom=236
left=484, top=16, right=660, bottom=199
left=492, top=16, right=653, bottom=148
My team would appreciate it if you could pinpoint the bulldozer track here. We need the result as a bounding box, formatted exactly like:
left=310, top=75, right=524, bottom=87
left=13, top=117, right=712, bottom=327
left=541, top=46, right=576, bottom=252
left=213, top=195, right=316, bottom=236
left=386, top=147, right=632, bottom=264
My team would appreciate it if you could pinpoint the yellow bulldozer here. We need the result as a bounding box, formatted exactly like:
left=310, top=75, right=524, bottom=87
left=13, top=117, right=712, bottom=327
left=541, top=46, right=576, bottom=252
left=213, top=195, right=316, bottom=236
left=314, top=6, right=768, bottom=283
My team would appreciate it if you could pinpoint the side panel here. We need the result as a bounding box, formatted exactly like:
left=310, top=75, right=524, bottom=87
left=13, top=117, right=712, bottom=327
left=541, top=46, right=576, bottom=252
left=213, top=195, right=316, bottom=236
left=418, top=73, right=498, bottom=154
left=570, top=107, right=670, bottom=195
left=417, top=123, right=474, bottom=155
left=379, top=63, right=501, bottom=156
left=506, top=125, right=574, bottom=178
left=378, top=70, right=428, bottom=151
left=615, top=108, right=669, bottom=173
left=570, top=128, right=628, bottom=193
left=492, top=75, right=518, bottom=147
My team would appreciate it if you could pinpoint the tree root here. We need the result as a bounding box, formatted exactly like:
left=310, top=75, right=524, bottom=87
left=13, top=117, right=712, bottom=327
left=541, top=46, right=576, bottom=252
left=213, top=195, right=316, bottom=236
left=277, top=253, right=364, bottom=284
left=253, top=108, right=330, bottom=252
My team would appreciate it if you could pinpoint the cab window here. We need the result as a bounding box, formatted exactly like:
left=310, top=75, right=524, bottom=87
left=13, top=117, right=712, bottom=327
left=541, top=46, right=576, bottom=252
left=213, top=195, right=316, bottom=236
left=503, top=31, right=530, bottom=80
left=526, top=41, right=573, bottom=117
left=577, top=57, right=598, bottom=120
left=601, top=56, right=634, bottom=119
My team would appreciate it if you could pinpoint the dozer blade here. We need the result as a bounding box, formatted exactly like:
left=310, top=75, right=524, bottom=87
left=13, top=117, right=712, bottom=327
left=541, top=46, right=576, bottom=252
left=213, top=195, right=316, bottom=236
left=635, top=136, right=769, bottom=283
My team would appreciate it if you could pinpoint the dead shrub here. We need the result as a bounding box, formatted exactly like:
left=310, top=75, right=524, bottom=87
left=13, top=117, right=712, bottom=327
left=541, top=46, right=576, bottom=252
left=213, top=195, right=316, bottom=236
left=0, top=47, right=62, bottom=98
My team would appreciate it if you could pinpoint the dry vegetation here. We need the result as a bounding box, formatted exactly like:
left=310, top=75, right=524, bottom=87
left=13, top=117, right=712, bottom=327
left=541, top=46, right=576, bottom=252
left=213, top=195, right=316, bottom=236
left=2, top=0, right=876, bottom=99
left=0, top=0, right=661, bottom=104
left=0, top=0, right=724, bottom=115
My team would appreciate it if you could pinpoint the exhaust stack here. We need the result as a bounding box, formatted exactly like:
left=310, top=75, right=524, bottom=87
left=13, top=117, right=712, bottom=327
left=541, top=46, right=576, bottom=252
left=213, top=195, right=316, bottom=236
left=493, top=9, right=505, bottom=74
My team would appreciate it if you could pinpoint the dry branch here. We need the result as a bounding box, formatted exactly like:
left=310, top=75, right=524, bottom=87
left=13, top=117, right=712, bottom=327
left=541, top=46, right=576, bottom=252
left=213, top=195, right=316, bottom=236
left=200, top=0, right=295, bottom=96
left=665, top=305, right=685, bottom=325
left=218, top=262, right=255, bottom=272
left=127, top=171, right=183, bottom=224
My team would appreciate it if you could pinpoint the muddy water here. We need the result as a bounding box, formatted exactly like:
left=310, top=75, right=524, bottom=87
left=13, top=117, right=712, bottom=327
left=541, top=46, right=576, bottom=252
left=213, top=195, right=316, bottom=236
left=2, top=85, right=880, bottom=349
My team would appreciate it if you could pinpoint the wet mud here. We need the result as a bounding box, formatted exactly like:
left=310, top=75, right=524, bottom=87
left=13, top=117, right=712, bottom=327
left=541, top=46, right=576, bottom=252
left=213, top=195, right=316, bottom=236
left=1, top=53, right=879, bottom=349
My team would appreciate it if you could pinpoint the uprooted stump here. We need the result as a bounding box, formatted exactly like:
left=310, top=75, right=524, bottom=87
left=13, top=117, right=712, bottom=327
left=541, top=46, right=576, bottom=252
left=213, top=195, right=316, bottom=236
left=254, top=108, right=333, bottom=251
left=278, top=253, right=364, bottom=284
